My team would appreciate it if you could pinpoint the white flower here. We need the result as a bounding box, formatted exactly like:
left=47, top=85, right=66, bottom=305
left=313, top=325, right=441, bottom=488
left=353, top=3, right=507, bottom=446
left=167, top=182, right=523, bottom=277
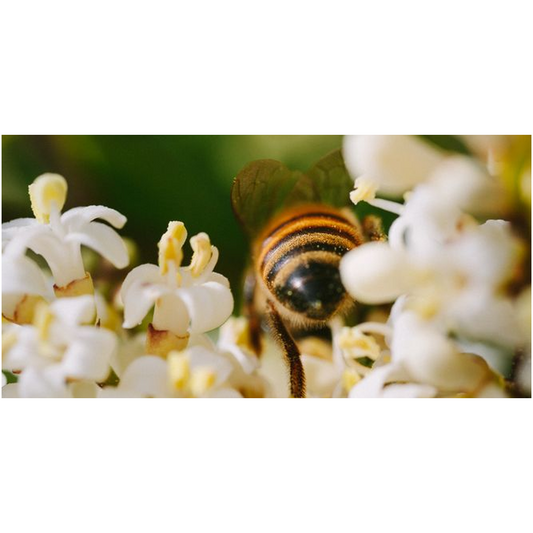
left=2, top=296, right=117, bottom=398
left=389, top=310, right=497, bottom=394
left=343, top=136, right=510, bottom=221
left=301, top=352, right=342, bottom=398
left=216, top=317, right=272, bottom=397
left=348, top=364, right=438, bottom=398
left=276, top=319, right=393, bottom=398
left=2, top=244, right=54, bottom=323
left=343, top=135, right=445, bottom=197
left=2, top=173, right=129, bottom=294
left=100, top=345, right=241, bottom=398
left=108, top=332, right=147, bottom=379
left=217, top=316, right=260, bottom=374
left=428, top=155, right=508, bottom=217
left=120, top=221, right=234, bottom=357
left=340, top=241, right=422, bottom=304
left=2, top=378, right=101, bottom=399
left=341, top=214, right=524, bottom=352
left=346, top=310, right=504, bottom=398
left=340, top=135, right=527, bottom=397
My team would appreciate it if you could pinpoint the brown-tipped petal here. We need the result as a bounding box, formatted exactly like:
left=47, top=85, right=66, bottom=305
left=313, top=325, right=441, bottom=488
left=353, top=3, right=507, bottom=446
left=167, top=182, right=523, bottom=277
left=12, top=295, right=48, bottom=325
left=146, top=323, right=190, bottom=358
left=54, top=272, right=94, bottom=298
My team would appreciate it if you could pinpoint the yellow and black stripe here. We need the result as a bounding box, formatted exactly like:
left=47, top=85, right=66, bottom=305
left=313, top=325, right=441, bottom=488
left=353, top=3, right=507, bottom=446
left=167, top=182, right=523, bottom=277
left=255, top=205, right=361, bottom=322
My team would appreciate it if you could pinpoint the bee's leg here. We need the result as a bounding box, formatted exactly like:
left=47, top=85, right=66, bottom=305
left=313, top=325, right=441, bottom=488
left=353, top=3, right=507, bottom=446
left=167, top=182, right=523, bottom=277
left=362, top=215, right=386, bottom=242
left=266, top=299, right=306, bottom=398
left=243, top=270, right=263, bottom=357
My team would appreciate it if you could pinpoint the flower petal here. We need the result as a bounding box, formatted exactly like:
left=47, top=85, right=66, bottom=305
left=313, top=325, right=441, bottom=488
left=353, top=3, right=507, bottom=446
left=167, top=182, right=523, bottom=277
left=152, top=293, right=190, bottom=336
left=177, top=281, right=234, bottom=334
left=122, top=280, right=168, bottom=329
left=110, top=332, right=146, bottom=378
left=343, top=135, right=444, bottom=195
left=2, top=252, right=53, bottom=299
left=50, top=295, right=96, bottom=326
left=69, top=380, right=99, bottom=398
left=429, top=155, right=508, bottom=216
left=119, top=263, right=162, bottom=305
left=17, top=366, right=69, bottom=398
left=61, top=206, right=127, bottom=230
left=392, top=312, right=491, bottom=392
left=301, top=355, right=340, bottom=398
left=2, top=218, right=39, bottom=230
left=5, top=225, right=85, bottom=286
left=66, top=221, right=129, bottom=269
left=2, top=218, right=39, bottom=249
left=208, top=388, right=242, bottom=398
left=348, top=364, right=406, bottom=398
left=450, top=220, right=521, bottom=288
left=188, top=345, right=234, bottom=385
left=60, top=327, right=116, bottom=381
left=340, top=242, right=419, bottom=304
left=2, top=383, right=20, bottom=398
left=219, top=343, right=259, bottom=375
left=381, top=383, right=437, bottom=398
left=116, top=355, right=169, bottom=397
left=3, top=327, right=41, bottom=371
left=205, top=271, right=230, bottom=288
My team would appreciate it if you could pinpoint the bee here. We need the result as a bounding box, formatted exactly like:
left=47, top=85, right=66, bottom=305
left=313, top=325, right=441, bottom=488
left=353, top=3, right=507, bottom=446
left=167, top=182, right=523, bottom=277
left=231, top=150, right=384, bottom=398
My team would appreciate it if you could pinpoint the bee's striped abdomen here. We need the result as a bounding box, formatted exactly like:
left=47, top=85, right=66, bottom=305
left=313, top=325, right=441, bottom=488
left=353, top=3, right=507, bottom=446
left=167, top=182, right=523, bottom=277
left=257, top=207, right=361, bottom=322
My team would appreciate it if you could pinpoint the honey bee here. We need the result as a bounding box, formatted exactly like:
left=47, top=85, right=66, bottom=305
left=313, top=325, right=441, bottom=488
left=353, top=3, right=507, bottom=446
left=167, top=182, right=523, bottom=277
left=232, top=150, right=383, bottom=398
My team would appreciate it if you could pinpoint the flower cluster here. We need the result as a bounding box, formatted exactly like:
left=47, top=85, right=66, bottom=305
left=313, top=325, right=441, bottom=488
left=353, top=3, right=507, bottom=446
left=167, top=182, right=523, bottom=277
left=2, top=137, right=530, bottom=398
left=339, top=135, right=531, bottom=397
left=2, top=174, right=260, bottom=397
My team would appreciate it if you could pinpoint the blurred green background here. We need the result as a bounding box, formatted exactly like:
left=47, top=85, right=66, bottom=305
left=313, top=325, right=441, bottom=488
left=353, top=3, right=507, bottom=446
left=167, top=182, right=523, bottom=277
left=2, top=135, right=344, bottom=307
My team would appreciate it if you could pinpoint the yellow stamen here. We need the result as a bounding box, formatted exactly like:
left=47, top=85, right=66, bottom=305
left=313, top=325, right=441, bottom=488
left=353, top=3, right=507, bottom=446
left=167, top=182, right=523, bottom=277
left=190, top=367, right=216, bottom=397
left=338, top=327, right=381, bottom=360
left=158, top=221, right=187, bottom=276
left=33, top=301, right=54, bottom=342
left=29, top=173, right=68, bottom=224
left=221, top=317, right=256, bottom=354
left=342, top=369, right=362, bottom=391
left=233, top=317, right=251, bottom=348
left=188, top=232, right=212, bottom=277
left=350, top=177, right=378, bottom=205
left=167, top=351, right=191, bottom=391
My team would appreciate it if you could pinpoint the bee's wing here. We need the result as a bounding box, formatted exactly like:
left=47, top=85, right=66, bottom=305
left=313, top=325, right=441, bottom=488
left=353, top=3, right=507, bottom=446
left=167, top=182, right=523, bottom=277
left=231, top=150, right=354, bottom=236
left=303, top=149, right=354, bottom=208
left=231, top=159, right=310, bottom=235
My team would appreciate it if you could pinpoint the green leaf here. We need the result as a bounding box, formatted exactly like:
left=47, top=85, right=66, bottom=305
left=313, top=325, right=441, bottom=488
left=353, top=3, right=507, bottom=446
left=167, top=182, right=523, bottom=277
left=2, top=370, right=18, bottom=384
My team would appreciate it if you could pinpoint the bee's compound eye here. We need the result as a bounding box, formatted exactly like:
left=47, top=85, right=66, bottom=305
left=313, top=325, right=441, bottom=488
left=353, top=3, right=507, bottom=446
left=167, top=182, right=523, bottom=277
left=276, top=261, right=346, bottom=321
